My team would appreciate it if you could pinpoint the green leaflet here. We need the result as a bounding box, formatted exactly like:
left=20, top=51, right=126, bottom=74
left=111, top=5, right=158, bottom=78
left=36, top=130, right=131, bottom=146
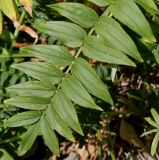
left=95, top=16, right=143, bottom=62
left=40, top=116, right=59, bottom=156
left=61, top=75, right=102, bottom=110
left=88, top=0, right=110, bottom=7
left=12, top=62, right=64, bottom=85
left=46, top=106, right=75, bottom=142
left=0, top=149, right=13, bottom=160
left=0, top=10, right=2, bottom=34
left=82, top=36, right=136, bottom=66
left=151, top=131, right=159, bottom=156
left=4, top=96, right=50, bottom=110
left=72, top=58, right=113, bottom=105
left=145, top=117, right=159, bottom=128
left=5, top=111, right=41, bottom=127
left=0, top=0, right=18, bottom=21
left=20, top=45, right=73, bottom=67
left=108, top=0, right=156, bottom=42
left=135, top=0, right=159, bottom=15
left=49, top=2, right=98, bottom=28
left=141, top=129, right=159, bottom=137
left=33, top=21, right=86, bottom=48
left=53, top=90, right=83, bottom=135
left=7, top=81, right=55, bottom=98
left=18, top=123, right=39, bottom=156
left=151, top=108, right=159, bottom=124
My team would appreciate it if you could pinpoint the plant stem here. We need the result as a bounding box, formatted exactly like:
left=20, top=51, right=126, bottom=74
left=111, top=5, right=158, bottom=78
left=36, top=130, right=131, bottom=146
left=9, top=10, right=26, bottom=54
left=40, top=27, right=95, bottom=118
left=65, top=27, right=95, bottom=74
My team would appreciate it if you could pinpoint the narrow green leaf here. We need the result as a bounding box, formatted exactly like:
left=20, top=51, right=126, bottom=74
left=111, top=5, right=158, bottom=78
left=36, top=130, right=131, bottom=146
left=7, top=81, right=55, bottom=98
left=82, top=36, right=136, bottom=66
left=40, top=115, right=59, bottom=156
left=108, top=0, right=156, bottom=42
left=5, top=111, right=41, bottom=127
left=88, top=0, right=110, bottom=7
left=49, top=2, right=98, bottom=28
left=141, top=129, right=159, bottom=137
left=95, top=16, right=143, bottom=62
left=61, top=75, right=102, bottom=110
left=151, top=108, right=159, bottom=123
left=33, top=21, right=86, bottom=48
left=0, top=0, right=18, bottom=21
left=0, top=10, right=2, bottom=34
left=151, top=131, right=159, bottom=156
left=0, top=149, right=14, bottom=160
left=145, top=117, right=159, bottom=128
left=53, top=90, right=83, bottom=135
left=46, top=105, right=75, bottom=141
left=12, top=62, right=64, bottom=85
left=20, top=45, right=73, bottom=67
left=18, top=123, right=39, bottom=156
left=5, top=96, right=50, bottom=110
left=135, top=0, right=159, bottom=15
left=72, top=58, right=113, bottom=105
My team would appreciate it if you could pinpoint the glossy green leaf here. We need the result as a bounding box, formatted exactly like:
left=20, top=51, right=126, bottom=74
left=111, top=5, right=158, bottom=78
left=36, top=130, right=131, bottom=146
left=18, top=123, right=39, bottom=156
left=12, top=62, right=64, bottom=84
left=53, top=90, right=83, bottom=135
left=40, top=116, right=59, bottom=156
left=108, top=0, right=156, bottom=42
left=151, top=108, right=159, bottom=123
left=61, top=75, right=102, bottom=110
left=95, top=16, right=143, bottom=62
left=0, top=0, right=18, bottom=21
left=72, top=58, right=113, bottom=105
left=46, top=106, right=75, bottom=142
left=7, top=81, right=55, bottom=98
left=82, top=36, right=136, bottom=66
left=4, top=96, right=50, bottom=110
left=88, top=0, right=110, bottom=7
left=33, top=21, right=86, bottom=48
left=20, top=45, right=73, bottom=67
left=5, top=111, right=41, bottom=127
left=135, top=0, right=159, bottom=15
left=49, top=2, right=98, bottom=28
left=0, top=10, right=2, bottom=34
left=151, top=131, right=159, bottom=156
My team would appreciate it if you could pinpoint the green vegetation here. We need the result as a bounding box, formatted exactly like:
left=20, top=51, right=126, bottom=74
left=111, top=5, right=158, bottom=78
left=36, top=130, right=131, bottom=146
left=1, top=0, right=159, bottom=159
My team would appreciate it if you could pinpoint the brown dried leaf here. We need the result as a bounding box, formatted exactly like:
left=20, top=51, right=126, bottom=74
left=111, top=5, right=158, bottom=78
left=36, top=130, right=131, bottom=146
left=19, top=25, right=38, bottom=44
left=20, top=0, right=32, bottom=17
